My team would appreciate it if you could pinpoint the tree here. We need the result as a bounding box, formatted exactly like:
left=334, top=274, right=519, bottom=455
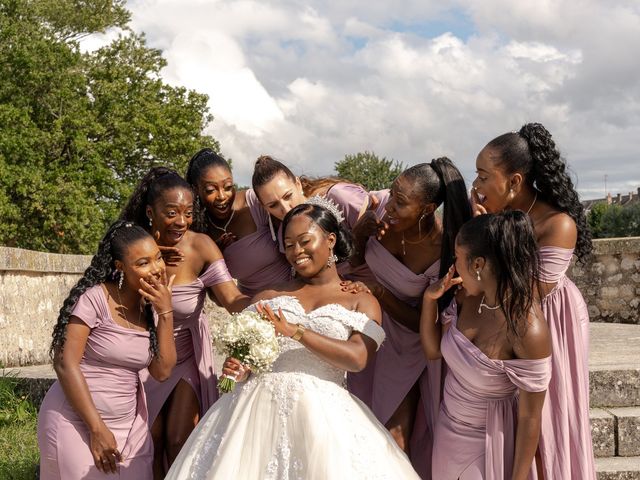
left=598, top=203, right=640, bottom=238
left=335, top=151, right=404, bottom=191
left=587, top=202, right=608, bottom=238
left=0, top=0, right=219, bottom=254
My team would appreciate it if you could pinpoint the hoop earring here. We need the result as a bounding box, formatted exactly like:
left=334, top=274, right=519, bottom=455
left=476, top=270, right=481, bottom=281
left=418, top=213, right=425, bottom=237
left=118, top=271, right=124, bottom=289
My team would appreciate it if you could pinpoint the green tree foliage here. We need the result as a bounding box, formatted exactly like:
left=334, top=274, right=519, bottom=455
left=588, top=202, right=640, bottom=238
left=0, top=0, right=219, bottom=253
left=335, top=151, right=405, bottom=191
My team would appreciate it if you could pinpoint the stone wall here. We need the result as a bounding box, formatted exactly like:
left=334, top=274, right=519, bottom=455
left=0, top=247, right=91, bottom=367
left=570, top=237, right=640, bottom=325
left=1, top=238, right=639, bottom=367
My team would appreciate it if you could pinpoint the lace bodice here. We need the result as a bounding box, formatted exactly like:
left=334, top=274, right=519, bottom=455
left=246, top=296, right=385, bottom=385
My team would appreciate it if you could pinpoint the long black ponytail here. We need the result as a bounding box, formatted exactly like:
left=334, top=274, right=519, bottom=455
left=50, top=221, right=159, bottom=358
left=487, top=123, right=592, bottom=262
left=402, top=158, right=472, bottom=310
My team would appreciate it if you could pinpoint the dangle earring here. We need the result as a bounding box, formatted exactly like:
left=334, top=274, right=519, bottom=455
left=418, top=213, right=425, bottom=238
left=118, top=270, right=125, bottom=289
left=148, top=216, right=153, bottom=228
left=327, top=249, right=338, bottom=267
left=476, top=270, right=481, bottom=281
left=290, top=266, right=296, bottom=278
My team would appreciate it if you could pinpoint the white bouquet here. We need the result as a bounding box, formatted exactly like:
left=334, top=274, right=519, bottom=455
left=212, top=310, right=280, bottom=393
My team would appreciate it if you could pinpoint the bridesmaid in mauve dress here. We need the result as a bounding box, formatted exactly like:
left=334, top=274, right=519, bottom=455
left=119, top=167, right=251, bottom=477
left=471, top=123, right=595, bottom=479
left=250, top=155, right=375, bottom=281
left=185, top=148, right=290, bottom=297
left=38, top=221, right=177, bottom=479
left=347, top=159, right=472, bottom=478
left=420, top=211, right=552, bottom=480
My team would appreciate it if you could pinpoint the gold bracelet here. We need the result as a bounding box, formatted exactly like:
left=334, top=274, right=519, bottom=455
left=291, top=324, right=306, bottom=342
left=157, top=309, right=173, bottom=317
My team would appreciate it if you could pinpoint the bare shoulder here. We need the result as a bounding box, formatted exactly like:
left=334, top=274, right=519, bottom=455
left=235, top=189, right=248, bottom=208
left=187, top=230, right=223, bottom=262
left=354, top=291, right=382, bottom=325
left=513, top=306, right=552, bottom=360
left=537, top=210, right=577, bottom=249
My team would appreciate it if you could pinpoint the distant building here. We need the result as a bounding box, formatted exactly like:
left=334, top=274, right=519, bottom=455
left=582, top=187, right=640, bottom=213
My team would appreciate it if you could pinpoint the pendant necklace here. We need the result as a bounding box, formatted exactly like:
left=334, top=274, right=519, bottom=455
left=208, top=208, right=236, bottom=234
left=401, top=221, right=436, bottom=256
left=477, top=295, right=501, bottom=314
left=116, top=286, right=142, bottom=329
left=525, top=192, right=538, bottom=215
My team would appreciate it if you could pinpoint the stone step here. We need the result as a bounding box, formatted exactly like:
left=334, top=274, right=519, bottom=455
left=591, top=407, right=640, bottom=458
left=589, top=323, right=640, bottom=409
left=596, top=456, right=640, bottom=480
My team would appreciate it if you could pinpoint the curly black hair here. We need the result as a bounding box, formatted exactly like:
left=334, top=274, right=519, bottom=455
left=185, top=148, right=233, bottom=234
left=281, top=203, right=354, bottom=263
left=457, top=211, right=539, bottom=337
left=119, top=166, right=195, bottom=230
left=401, top=157, right=472, bottom=310
left=50, top=221, right=159, bottom=358
left=486, top=123, right=592, bottom=262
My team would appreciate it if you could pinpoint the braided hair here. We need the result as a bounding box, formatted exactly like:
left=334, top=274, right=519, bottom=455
left=119, top=166, right=195, bottom=229
left=185, top=148, right=232, bottom=233
left=401, top=157, right=472, bottom=310
left=486, top=123, right=592, bottom=262
left=50, top=221, right=159, bottom=358
left=457, top=211, right=539, bottom=337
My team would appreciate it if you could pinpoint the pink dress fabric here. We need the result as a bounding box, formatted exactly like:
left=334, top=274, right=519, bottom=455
left=141, top=259, right=232, bottom=424
left=223, top=189, right=291, bottom=297
left=348, top=189, right=443, bottom=479
left=433, top=306, right=552, bottom=479
left=536, top=246, right=596, bottom=479
left=38, top=285, right=154, bottom=479
left=325, top=182, right=376, bottom=281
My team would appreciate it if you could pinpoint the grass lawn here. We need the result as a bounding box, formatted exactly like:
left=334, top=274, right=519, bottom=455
left=0, top=375, right=39, bottom=480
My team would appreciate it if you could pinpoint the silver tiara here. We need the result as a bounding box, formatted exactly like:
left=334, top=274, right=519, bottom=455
left=304, top=195, right=345, bottom=224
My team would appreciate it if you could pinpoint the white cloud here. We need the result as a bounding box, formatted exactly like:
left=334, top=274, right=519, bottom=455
left=115, top=0, right=639, bottom=196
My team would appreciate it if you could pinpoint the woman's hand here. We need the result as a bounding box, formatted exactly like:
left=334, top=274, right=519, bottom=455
left=222, top=357, right=250, bottom=382
left=340, top=280, right=383, bottom=299
left=90, top=421, right=122, bottom=474
left=215, top=232, right=238, bottom=251
left=158, top=245, right=184, bottom=266
left=470, top=188, right=488, bottom=217
left=424, top=265, right=463, bottom=301
left=257, top=303, right=297, bottom=338
left=352, top=207, right=388, bottom=242
left=139, top=271, right=176, bottom=315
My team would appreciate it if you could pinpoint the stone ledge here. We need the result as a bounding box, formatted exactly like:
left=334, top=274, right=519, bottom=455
left=609, top=407, right=640, bottom=457
left=591, top=408, right=616, bottom=457
left=592, top=237, right=640, bottom=256
left=596, top=456, right=640, bottom=480
left=0, top=246, right=91, bottom=273
left=591, top=369, right=640, bottom=408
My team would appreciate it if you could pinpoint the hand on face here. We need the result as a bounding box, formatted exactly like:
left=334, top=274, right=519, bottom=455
left=470, top=188, right=488, bottom=217
left=138, top=269, right=176, bottom=314
left=423, top=265, right=463, bottom=301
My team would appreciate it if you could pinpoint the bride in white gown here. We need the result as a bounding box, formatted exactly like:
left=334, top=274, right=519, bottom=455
left=166, top=201, right=420, bottom=479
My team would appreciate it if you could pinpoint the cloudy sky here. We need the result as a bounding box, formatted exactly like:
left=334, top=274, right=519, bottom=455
left=109, top=0, right=639, bottom=198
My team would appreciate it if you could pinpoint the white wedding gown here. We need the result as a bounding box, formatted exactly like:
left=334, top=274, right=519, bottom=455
left=166, top=295, right=420, bottom=480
